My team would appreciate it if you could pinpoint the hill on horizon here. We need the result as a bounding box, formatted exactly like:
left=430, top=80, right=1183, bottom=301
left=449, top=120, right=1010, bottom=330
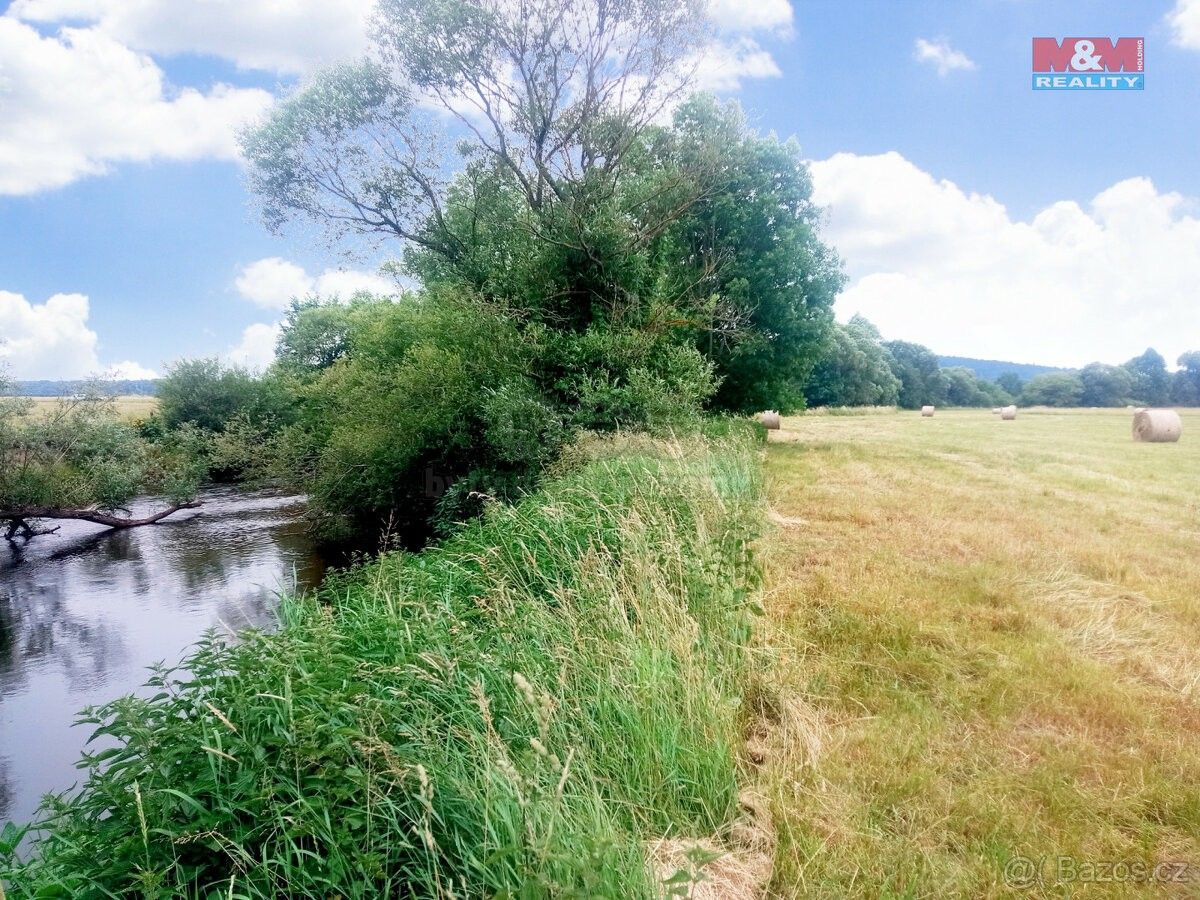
left=6, top=379, right=159, bottom=397
left=938, top=356, right=1068, bottom=383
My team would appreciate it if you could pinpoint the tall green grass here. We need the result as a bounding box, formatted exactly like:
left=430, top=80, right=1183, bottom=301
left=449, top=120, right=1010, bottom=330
left=2, top=429, right=764, bottom=898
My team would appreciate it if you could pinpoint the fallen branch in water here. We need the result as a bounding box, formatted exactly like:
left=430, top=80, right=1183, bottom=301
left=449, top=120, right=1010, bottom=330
left=1, top=501, right=203, bottom=540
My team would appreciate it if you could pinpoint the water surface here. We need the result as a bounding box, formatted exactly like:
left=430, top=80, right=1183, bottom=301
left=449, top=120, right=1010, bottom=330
left=0, top=487, right=325, bottom=829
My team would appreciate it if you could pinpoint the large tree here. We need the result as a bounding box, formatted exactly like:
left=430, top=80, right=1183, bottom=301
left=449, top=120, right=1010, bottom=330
left=655, top=97, right=842, bottom=412
left=1020, top=372, right=1084, bottom=407
left=884, top=341, right=947, bottom=409
left=1172, top=351, right=1200, bottom=406
left=995, top=371, right=1024, bottom=397
left=1123, top=348, right=1171, bottom=406
left=942, top=367, right=1009, bottom=407
left=238, top=0, right=849, bottom=540
left=243, top=0, right=708, bottom=306
left=242, top=0, right=840, bottom=415
left=1079, top=362, right=1133, bottom=407
left=805, top=316, right=900, bottom=407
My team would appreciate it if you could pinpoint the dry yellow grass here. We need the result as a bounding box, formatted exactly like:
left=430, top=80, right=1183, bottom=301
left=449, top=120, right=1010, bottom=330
left=25, top=395, right=158, bottom=421
left=759, top=408, right=1200, bottom=898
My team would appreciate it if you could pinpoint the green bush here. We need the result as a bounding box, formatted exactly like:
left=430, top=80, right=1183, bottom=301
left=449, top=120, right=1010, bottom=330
left=282, top=292, right=552, bottom=544
left=3, top=429, right=764, bottom=898
left=0, top=392, right=202, bottom=517
left=157, top=359, right=295, bottom=434
left=277, top=293, right=719, bottom=544
left=542, top=325, right=717, bottom=433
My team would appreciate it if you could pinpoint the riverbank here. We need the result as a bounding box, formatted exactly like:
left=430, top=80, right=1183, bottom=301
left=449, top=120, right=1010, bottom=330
left=0, top=487, right=324, bottom=835
left=3, top=428, right=771, bottom=896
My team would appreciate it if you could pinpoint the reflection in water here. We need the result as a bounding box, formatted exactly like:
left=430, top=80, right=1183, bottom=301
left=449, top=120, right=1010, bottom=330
left=0, top=752, right=10, bottom=824
left=0, top=487, right=325, bottom=831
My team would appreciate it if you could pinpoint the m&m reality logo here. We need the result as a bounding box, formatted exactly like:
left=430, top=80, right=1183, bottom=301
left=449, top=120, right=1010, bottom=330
left=1032, top=38, right=1144, bottom=90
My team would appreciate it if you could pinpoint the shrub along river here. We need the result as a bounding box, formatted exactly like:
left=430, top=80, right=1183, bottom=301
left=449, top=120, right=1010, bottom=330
left=0, top=487, right=327, bottom=833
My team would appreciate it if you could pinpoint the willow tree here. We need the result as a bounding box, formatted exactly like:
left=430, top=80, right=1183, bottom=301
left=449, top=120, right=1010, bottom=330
left=249, top=1, right=727, bottom=335
left=243, top=0, right=842, bottom=435
left=243, top=0, right=708, bottom=271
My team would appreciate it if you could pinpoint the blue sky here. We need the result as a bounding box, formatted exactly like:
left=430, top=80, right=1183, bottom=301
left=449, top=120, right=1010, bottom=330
left=751, top=1, right=1197, bottom=216
left=1, top=0, right=1198, bottom=378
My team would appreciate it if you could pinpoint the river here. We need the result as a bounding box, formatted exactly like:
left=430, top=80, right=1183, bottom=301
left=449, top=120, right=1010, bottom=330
left=0, top=487, right=327, bottom=832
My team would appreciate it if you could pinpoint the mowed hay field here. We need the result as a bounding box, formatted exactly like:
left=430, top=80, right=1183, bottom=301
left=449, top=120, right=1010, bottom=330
left=25, top=395, right=157, bottom=420
left=760, top=409, right=1200, bottom=898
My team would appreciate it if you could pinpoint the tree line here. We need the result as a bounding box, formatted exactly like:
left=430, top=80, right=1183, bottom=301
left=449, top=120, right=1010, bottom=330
left=804, top=317, right=1200, bottom=410
left=1017, top=349, right=1200, bottom=408
left=802, top=316, right=1012, bottom=409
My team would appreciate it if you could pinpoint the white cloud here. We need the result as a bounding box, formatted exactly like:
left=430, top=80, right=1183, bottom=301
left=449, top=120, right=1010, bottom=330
left=1, top=1, right=788, bottom=196
left=697, top=0, right=791, bottom=91
left=104, top=360, right=159, bottom=380
left=230, top=257, right=397, bottom=369
left=226, top=322, right=281, bottom=371
left=0, top=290, right=155, bottom=379
left=693, top=37, right=783, bottom=92
left=913, top=38, right=977, bottom=77
left=0, top=19, right=272, bottom=195
left=809, top=151, right=1200, bottom=368
left=9, top=0, right=792, bottom=76
left=234, top=257, right=397, bottom=311
left=313, top=268, right=398, bottom=299
left=7, top=0, right=374, bottom=74
left=234, top=258, right=314, bottom=311
left=1167, top=0, right=1200, bottom=49
left=0, top=291, right=97, bottom=379
left=707, top=0, right=792, bottom=34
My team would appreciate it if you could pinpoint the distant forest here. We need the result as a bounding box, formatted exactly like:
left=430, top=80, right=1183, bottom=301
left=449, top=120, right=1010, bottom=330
left=807, top=317, right=1200, bottom=409
left=7, top=379, right=159, bottom=396
left=937, top=356, right=1068, bottom=382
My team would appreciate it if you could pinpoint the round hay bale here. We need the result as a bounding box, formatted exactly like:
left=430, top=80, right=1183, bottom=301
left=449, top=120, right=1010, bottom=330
left=1001, top=405, right=1017, bottom=420
left=920, top=406, right=935, bottom=417
left=991, top=407, right=1002, bottom=414
left=758, top=411, right=781, bottom=430
left=1132, top=409, right=1182, bottom=443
